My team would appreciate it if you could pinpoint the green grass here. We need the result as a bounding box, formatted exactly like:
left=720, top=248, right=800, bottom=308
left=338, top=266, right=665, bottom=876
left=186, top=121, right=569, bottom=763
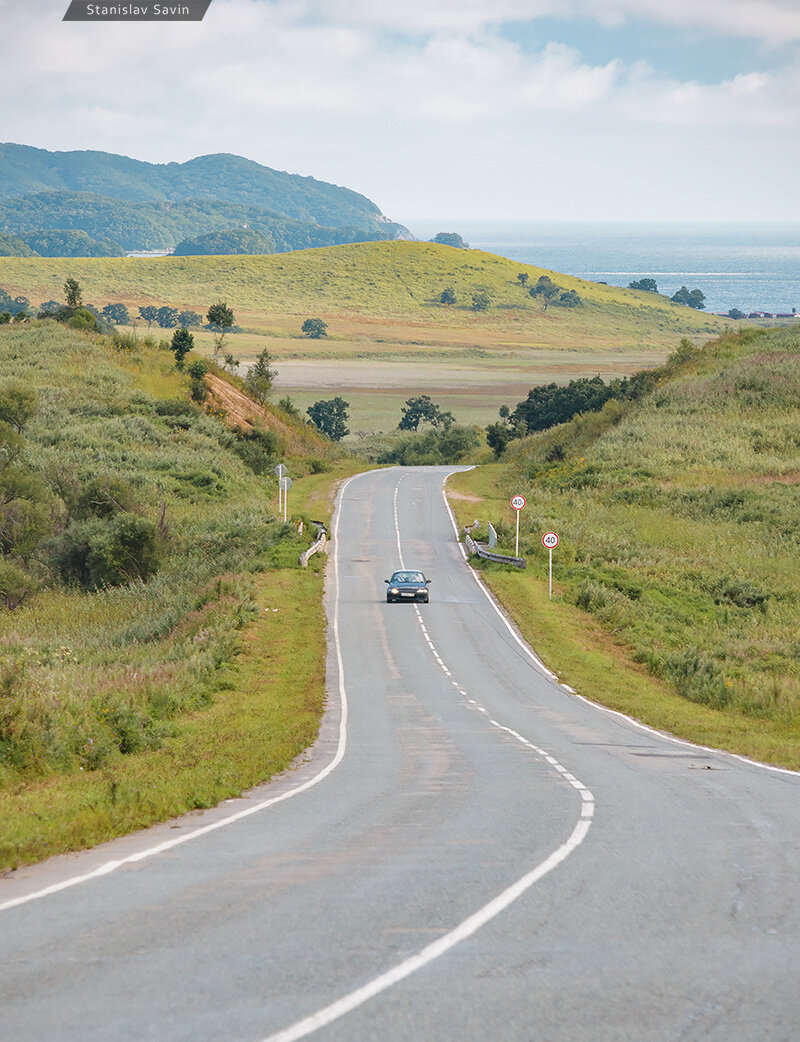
left=448, top=326, right=800, bottom=769
left=0, top=570, right=327, bottom=868
left=0, top=240, right=725, bottom=354
left=0, top=321, right=358, bottom=868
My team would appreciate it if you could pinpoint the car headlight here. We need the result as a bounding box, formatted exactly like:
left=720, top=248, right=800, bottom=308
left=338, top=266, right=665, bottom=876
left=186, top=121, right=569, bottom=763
left=390, top=587, right=399, bottom=594
left=417, top=588, right=427, bottom=593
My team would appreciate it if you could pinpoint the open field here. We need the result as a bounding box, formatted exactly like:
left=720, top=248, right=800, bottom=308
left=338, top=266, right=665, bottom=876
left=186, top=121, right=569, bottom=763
left=0, top=242, right=730, bottom=434
left=0, top=241, right=731, bottom=437
left=272, top=350, right=668, bottom=432
left=448, top=325, right=800, bottom=769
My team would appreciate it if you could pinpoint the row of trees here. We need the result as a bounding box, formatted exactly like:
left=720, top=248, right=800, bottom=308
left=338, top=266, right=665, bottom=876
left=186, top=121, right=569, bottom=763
left=485, top=371, right=660, bottom=457
left=628, top=277, right=707, bottom=310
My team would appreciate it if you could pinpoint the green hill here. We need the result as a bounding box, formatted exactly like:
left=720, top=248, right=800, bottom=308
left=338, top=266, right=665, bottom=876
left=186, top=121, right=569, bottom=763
left=0, top=191, right=402, bottom=255
left=449, top=325, right=800, bottom=768
left=0, top=144, right=408, bottom=257
left=0, top=240, right=723, bottom=346
left=0, top=143, right=399, bottom=230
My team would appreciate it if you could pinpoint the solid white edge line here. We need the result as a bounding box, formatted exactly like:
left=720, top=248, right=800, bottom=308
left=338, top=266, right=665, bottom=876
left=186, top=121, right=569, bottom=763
left=256, top=467, right=595, bottom=1042
left=260, top=816, right=590, bottom=1042
left=0, top=473, right=361, bottom=915
left=440, top=472, right=800, bottom=780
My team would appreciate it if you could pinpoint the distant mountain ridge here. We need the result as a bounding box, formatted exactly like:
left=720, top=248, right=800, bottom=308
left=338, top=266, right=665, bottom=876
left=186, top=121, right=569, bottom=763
left=0, top=143, right=407, bottom=257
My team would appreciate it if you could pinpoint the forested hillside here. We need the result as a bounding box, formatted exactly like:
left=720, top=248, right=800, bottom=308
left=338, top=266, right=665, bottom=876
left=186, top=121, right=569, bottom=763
left=0, top=144, right=407, bottom=256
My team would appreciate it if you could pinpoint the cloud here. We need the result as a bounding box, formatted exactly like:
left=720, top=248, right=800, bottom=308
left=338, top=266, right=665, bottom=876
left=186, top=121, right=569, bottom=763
left=296, top=0, right=800, bottom=45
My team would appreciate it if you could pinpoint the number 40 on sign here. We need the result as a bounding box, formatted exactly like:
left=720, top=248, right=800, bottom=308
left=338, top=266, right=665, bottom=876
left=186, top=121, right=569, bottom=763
left=542, top=531, right=559, bottom=599
left=510, top=494, right=526, bottom=557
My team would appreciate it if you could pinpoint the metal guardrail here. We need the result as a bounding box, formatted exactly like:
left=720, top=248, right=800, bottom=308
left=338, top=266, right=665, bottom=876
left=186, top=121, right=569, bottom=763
left=299, top=521, right=328, bottom=567
left=464, top=525, right=526, bottom=569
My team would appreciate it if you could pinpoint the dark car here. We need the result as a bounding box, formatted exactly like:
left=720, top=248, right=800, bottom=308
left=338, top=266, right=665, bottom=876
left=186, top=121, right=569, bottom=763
left=384, top=570, right=431, bottom=603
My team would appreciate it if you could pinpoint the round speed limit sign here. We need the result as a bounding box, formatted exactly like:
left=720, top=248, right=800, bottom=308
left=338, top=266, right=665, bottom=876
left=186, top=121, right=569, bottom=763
left=510, top=495, right=526, bottom=510
left=542, top=531, right=559, bottom=549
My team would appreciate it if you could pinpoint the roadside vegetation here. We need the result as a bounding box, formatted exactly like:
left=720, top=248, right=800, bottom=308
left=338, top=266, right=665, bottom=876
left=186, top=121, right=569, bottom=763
left=449, top=326, right=800, bottom=768
left=0, top=319, right=353, bottom=869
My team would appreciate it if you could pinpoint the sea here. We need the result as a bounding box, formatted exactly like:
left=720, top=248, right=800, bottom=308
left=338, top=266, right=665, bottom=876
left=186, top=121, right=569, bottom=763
left=402, top=220, right=800, bottom=316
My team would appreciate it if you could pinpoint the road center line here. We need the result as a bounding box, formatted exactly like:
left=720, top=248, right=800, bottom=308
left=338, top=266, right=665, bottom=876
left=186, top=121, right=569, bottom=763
left=256, top=472, right=598, bottom=1042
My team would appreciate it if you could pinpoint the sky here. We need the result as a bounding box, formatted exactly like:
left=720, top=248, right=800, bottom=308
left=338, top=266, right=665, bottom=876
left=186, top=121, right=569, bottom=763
left=0, top=0, right=798, bottom=222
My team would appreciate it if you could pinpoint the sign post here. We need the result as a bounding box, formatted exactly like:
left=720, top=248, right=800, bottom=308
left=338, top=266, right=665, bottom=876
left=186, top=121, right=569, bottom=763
left=510, top=495, right=526, bottom=558
left=274, top=463, right=287, bottom=516
left=279, top=475, right=293, bottom=522
left=542, top=531, right=559, bottom=600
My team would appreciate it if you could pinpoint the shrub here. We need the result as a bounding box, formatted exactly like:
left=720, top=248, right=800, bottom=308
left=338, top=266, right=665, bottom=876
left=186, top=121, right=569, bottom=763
left=50, top=513, right=161, bottom=589
left=0, top=561, right=37, bottom=609
left=230, top=426, right=278, bottom=475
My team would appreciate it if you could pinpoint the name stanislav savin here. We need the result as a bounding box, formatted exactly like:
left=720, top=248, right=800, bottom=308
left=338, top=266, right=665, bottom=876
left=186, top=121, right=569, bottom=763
left=84, top=4, right=191, bottom=15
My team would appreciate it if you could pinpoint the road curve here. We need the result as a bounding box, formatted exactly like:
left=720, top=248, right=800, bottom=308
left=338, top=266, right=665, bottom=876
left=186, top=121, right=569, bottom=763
left=2, top=466, right=800, bottom=1042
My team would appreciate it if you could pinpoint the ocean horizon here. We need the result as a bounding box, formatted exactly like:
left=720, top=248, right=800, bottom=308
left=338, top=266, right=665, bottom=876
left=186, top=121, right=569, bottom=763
left=401, top=220, right=800, bottom=316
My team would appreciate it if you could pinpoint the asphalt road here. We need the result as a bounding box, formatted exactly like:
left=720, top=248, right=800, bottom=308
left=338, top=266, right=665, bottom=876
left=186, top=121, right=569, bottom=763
left=2, top=466, right=800, bottom=1042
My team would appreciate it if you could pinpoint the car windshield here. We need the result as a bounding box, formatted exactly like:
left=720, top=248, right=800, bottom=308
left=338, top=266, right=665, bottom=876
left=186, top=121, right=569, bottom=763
left=391, top=571, right=425, bottom=583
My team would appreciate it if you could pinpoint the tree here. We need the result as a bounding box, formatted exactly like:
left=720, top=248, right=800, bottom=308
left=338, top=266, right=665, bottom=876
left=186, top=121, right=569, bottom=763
left=278, top=396, right=300, bottom=417
left=628, top=278, right=659, bottom=293
left=558, top=289, right=582, bottom=308
left=63, top=278, right=82, bottom=309
left=398, top=395, right=453, bottom=431
left=0, top=384, right=37, bottom=433
left=517, top=272, right=529, bottom=287
left=471, top=291, right=490, bottom=312
left=178, top=310, right=202, bottom=328
left=207, top=301, right=235, bottom=358
left=170, top=327, right=194, bottom=369
left=102, top=302, right=130, bottom=325
left=430, top=232, right=469, bottom=249
left=38, top=300, right=60, bottom=318
left=530, top=276, right=560, bottom=311
left=139, top=305, right=158, bottom=329
left=485, top=421, right=513, bottom=458
left=307, top=397, right=349, bottom=441
left=439, top=287, right=457, bottom=306
left=187, top=359, right=209, bottom=402
left=156, top=306, right=180, bottom=329
left=671, top=286, right=706, bottom=310
left=0, top=289, right=31, bottom=318
left=301, top=318, right=328, bottom=339
left=728, top=308, right=746, bottom=319
left=243, top=348, right=276, bottom=404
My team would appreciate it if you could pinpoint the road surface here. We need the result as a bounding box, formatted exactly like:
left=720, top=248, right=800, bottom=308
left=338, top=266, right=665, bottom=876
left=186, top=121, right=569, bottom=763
left=2, top=466, right=799, bottom=1041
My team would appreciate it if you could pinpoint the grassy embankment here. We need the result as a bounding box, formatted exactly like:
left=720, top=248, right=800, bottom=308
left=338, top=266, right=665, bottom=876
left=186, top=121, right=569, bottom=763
left=0, top=322, right=363, bottom=870
left=448, top=326, right=800, bottom=769
left=0, top=242, right=726, bottom=435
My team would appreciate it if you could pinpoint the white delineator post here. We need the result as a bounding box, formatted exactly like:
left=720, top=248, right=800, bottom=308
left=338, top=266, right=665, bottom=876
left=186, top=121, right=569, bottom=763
left=510, top=495, right=526, bottom=558
left=542, top=531, right=559, bottom=600
left=274, top=463, right=287, bottom=517
left=279, top=475, right=293, bottom=523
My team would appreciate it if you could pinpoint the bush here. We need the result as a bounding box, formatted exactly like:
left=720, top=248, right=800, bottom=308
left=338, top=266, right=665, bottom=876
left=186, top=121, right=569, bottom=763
left=74, top=475, right=139, bottom=520
left=377, top=425, right=481, bottom=465
left=0, top=561, right=37, bottom=609
left=230, top=426, right=279, bottom=475
left=50, top=513, right=161, bottom=589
